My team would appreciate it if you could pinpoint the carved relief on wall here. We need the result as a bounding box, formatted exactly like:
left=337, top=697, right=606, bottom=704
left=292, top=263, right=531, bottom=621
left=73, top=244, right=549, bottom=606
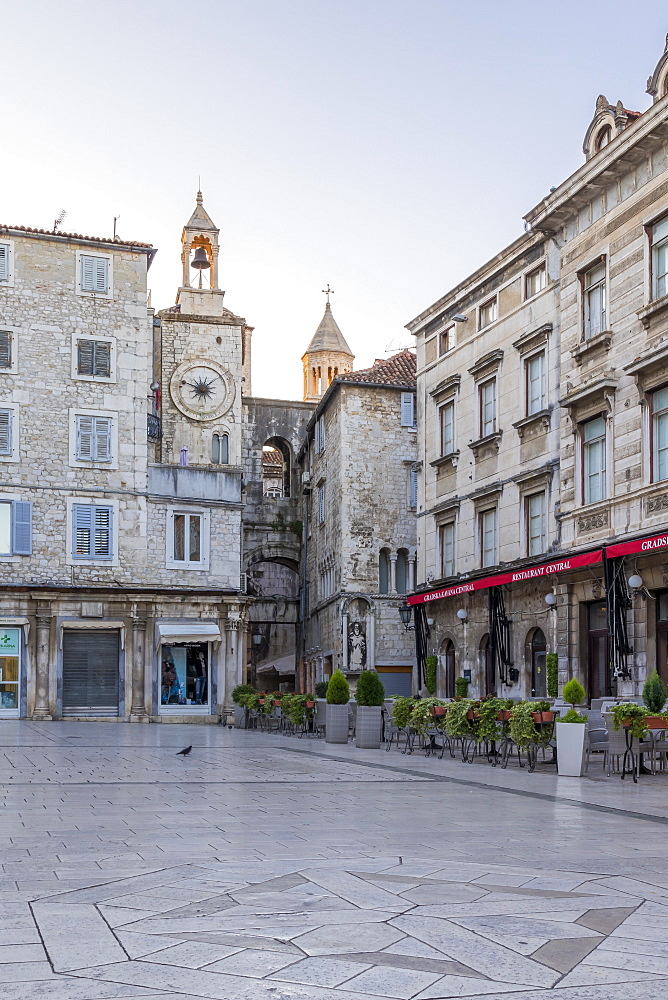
left=646, top=493, right=668, bottom=516
left=578, top=510, right=609, bottom=533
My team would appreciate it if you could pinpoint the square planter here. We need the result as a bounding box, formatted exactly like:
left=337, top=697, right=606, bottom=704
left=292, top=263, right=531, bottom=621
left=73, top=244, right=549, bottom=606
left=234, top=705, right=245, bottom=729
left=326, top=703, right=350, bottom=744
left=356, top=705, right=382, bottom=749
left=556, top=723, right=585, bottom=777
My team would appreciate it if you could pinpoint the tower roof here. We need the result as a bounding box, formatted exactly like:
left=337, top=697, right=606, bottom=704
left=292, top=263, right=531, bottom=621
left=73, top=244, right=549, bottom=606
left=184, top=190, right=218, bottom=233
left=302, top=303, right=353, bottom=358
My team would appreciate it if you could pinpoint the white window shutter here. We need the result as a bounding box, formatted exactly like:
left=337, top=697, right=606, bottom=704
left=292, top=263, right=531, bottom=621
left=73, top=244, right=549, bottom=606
left=0, top=409, right=12, bottom=455
left=410, top=468, right=418, bottom=508
left=74, top=504, right=93, bottom=556
left=401, top=392, right=415, bottom=427
left=81, top=256, right=95, bottom=291
left=93, top=341, right=111, bottom=377
left=94, top=506, right=112, bottom=557
left=94, top=257, right=108, bottom=293
left=12, top=501, right=32, bottom=555
left=0, top=244, right=8, bottom=282
left=93, top=417, right=111, bottom=461
left=319, top=417, right=325, bottom=451
left=76, top=416, right=94, bottom=459
left=0, top=331, right=11, bottom=368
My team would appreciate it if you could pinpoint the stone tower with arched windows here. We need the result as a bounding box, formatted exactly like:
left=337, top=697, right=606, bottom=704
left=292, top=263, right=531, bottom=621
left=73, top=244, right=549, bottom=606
left=301, top=302, right=354, bottom=402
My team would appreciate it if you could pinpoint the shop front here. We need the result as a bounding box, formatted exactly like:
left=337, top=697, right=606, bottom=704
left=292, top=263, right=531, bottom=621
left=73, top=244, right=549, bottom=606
left=156, top=622, right=221, bottom=716
left=0, top=625, right=22, bottom=718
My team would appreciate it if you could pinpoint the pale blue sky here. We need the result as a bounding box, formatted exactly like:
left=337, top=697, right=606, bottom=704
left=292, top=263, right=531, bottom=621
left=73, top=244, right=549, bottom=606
left=4, top=2, right=667, bottom=398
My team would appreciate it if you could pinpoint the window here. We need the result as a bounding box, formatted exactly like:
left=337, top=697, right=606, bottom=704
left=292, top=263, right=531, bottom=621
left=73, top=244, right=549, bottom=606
left=583, top=416, right=607, bottom=504
left=0, top=409, right=12, bottom=456
left=0, top=331, right=12, bottom=369
left=396, top=549, right=408, bottom=595
left=77, top=339, right=111, bottom=378
left=526, top=492, right=546, bottom=556
left=80, top=255, right=109, bottom=294
left=318, top=484, right=325, bottom=524
left=651, top=215, right=668, bottom=301
left=75, top=415, right=111, bottom=462
left=401, top=392, right=417, bottom=428
left=439, top=522, right=455, bottom=578
left=315, top=416, right=325, bottom=453
left=173, top=512, right=202, bottom=564
left=479, top=298, right=497, bottom=329
left=73, top=504, right=112, bottom=559
left=526, top=352, right=546, bottom=415
left=0, top=501, right=32, bottom=556
left=525, top=264, right=547, bottom=299
left=652, top=386, right=668, bottom=481
left=212, top=432, right=229, bottom=464
left=583, top=261, right=606, bottom=339
left=379, top=549, right=390, bottom=593
left=595, top=125, right=612, bottom=152
left=440, top=401, right=455, bottom=455
left=439, top=325, right=455, bottom=355
left=409, top=467, right=418, bottom=509
left=480, top=508, right=497, bottom=568
left=0, top=242, right=11, bottom=284
left=479, top=379, right=497, bottom=437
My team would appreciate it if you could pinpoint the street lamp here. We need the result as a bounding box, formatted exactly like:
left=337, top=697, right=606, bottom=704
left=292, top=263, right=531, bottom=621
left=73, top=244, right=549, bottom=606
left=544, top=592, right=557, bottom=607
left=456, top=608, right=468, bottom=622
left=628, top=573, right=643, bottom=594
left=399, top=604, right=414, bottom=631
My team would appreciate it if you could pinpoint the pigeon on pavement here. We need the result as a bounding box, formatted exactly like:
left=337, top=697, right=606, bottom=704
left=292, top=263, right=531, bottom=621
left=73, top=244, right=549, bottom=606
left=176, top=745, right=193, bottom=756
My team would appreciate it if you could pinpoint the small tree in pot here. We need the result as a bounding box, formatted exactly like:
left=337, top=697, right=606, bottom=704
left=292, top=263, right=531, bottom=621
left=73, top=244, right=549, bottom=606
left=325, top=670, right=350, bottom=744
left=355, top=670, right=385, bottom=749
left=556, top=678, right=588, bottom=777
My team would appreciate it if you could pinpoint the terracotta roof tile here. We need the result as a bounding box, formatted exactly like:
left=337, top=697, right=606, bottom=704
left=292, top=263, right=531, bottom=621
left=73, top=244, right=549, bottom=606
left=0, top=223, right=153, bottom=249
left=338, top=349, right=416, bottom=387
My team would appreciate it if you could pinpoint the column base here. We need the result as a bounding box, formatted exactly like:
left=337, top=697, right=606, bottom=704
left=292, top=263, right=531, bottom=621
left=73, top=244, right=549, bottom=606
left=130, top=712, right=149, bottom=723
left=31, top=712, right=53, bottom=721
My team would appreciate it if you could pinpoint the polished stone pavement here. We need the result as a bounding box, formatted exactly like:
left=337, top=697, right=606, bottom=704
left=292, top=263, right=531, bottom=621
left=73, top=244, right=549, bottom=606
left=3, top=721, right=668, bottom=999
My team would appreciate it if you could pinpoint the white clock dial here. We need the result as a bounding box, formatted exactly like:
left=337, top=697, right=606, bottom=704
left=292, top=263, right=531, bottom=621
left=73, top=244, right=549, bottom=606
left=170, top=360, right=234, bottom=421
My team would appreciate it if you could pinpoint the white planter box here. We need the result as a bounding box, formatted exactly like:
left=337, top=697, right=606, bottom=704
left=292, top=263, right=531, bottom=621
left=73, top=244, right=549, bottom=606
left=326, top=703, right=350, bottom=744
left=556, top=723, right=585, bottom=777
left=356, top=705, right=382, bottom=749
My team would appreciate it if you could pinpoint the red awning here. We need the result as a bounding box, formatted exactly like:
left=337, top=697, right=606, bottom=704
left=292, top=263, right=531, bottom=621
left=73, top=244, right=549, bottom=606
left=408, top=549, right=602, bottom=607
left=607, top=531, right=668, bottom=558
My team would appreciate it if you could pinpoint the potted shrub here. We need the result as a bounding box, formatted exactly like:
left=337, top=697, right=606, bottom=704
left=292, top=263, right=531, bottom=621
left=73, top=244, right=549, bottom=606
left=643, top=669, right=668, bottom=728
left=445, top=699, right=475, bottom=739
left=315, top=681, right=329, bottom=699
left=231, top=683, right=255, bottom=727
left=455, top=676, right=469, bottom=699
left=391, top=696, right=416, bottom=730
left=354, top=670, right=385, bottom=749
left=610, top=702, right=648, bottom=738
left=410, top=698, right=449, bottom=736
left=325, top=670, right=350, bottom=744
left=546, top=653, right=558, bottom=699
left=556, top=678, right=588, bottom=777
left=425, top=656, right=438, bottom=695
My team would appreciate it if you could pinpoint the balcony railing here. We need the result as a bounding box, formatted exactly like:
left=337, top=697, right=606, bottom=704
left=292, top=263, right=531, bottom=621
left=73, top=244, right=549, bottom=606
left=147, top=414, right=162, bottom=440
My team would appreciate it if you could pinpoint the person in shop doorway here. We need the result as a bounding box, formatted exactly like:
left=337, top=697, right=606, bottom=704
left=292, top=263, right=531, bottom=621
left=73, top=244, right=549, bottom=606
left=194, top=650, right=207, bottom=705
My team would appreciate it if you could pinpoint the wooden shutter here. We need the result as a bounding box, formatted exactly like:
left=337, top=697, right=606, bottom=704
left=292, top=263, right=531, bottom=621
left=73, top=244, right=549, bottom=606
left=81, top=255, right=108, bottom=293
left=318, top=485, right=325, bottom=523
left=12, top=501, right=32, bottom=555
left=0, top=409, right=12, bottom=455
left=93, top=342, right=111, bottom=377
left=93, top=417, right=111, bottom=461
left=0, top=331, right=11, bottom=368
left=401, top=392, right=415, bottom=427
left=81, top=256, right=95, bottom=291
left=94, top=257, right=108, bottom=293
left=77, top=340, right=94, bottom=375
left=73, top=504, right=93, bottom=556
left=410, top=468, right=418, bottom=508
left=93, top=506, right=112, bottom=557
left=76, top=416, right=94, bottom=459
left=0, top=244, right=8, bottom=282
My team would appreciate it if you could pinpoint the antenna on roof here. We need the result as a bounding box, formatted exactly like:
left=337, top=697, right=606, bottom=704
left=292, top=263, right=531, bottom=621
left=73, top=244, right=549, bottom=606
left=113, top=215, right=120, bottom=239
left=53, top=209, right=67, bottom=231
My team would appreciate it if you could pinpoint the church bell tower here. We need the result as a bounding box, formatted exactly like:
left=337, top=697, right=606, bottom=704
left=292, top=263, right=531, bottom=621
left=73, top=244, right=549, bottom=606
left=302, top=288, right=354, bottom=401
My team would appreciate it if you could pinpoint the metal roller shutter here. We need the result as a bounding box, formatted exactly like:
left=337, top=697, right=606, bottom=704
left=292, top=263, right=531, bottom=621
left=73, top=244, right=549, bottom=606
left=62, top=630, right=119, bottom=716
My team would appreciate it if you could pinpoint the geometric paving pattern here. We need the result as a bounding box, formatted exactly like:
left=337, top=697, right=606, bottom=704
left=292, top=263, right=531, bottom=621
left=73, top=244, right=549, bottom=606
left=3, top=721, right=668, bottom=998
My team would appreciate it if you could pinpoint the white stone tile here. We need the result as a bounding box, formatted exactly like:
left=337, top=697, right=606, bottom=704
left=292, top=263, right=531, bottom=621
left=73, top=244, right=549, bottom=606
left=201, top=947, right=299, bottom=977
left=31, top=902, right=127, bottom=973
left=558, top=965, right=668, bottom=987
left=148, top=941, right=242, bottom=968
left=300, top=868, right=414, bottom=911
left=414, top=975, right=537, bottom=998
left=341, top=965, right=442, bottom=998
left=383, top=937, right=452, bottom=960
left=0, top=944, right=45, bottom=964
left=293, top=921, right=405, bottom=955
left=269, top=956, right=371, bottom=987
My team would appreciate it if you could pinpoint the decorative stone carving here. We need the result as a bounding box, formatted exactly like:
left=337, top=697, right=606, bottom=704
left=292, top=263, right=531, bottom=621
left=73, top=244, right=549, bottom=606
left=591, top=579, right=603, bottom=600
left=646, top=493, right=668, bottom=516
left=578, top=510, right=609, bottom=533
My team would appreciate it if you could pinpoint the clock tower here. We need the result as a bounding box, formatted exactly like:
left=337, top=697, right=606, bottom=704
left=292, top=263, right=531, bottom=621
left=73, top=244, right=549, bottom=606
left=157, top=192, right=253, bottom=467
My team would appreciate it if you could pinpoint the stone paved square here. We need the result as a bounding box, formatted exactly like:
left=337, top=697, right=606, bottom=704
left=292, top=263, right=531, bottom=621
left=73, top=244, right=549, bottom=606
left=4, top=721, right=668, bottom=999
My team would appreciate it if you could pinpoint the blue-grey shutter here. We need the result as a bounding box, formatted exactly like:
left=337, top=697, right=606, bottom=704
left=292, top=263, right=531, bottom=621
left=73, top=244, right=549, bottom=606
left=410, top=468, right=418, bottom=508
left=0, top=244, right=8, bottom=282
left=0, top=409, right=12, bottom=455
left=318, top=485, right=325, bottom=523
left=77, top=340, right=94, bottom=375
left=0, top=331, right=11, bottom=368
left=73, top=504, right=93, bottom=556
left=12, top=501, right=32, bottom=555
left=94, top=507, right=112, bottom=558
left=81, top=256, right=95, bottom=291
left=93, top=417, right=111, bottom=461
left=76, top=416, right=93, bottom=459
left=94, top=257, right=109, bottom=293
left=401, top=392, right=415, bottom=427
left=93, top=341, right=111, bottom=377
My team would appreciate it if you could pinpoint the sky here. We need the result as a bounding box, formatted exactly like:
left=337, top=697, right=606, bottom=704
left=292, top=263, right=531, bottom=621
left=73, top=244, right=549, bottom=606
left=3, top=1, right=668, bottom=399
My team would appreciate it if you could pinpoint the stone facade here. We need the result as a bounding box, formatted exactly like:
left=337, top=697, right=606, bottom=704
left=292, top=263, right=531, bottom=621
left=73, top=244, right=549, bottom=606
left=409, top=36, right=668, bottom=705
left=299, top=352, right=418, bottom=697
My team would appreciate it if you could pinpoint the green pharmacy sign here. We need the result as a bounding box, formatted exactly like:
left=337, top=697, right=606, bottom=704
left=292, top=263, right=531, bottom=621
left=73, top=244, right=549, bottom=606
left=0, top=629, right=20, bottom=657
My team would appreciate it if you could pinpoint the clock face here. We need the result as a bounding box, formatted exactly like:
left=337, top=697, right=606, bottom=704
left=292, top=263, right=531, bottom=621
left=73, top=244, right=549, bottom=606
left=170, top=360, right=234, bottom=421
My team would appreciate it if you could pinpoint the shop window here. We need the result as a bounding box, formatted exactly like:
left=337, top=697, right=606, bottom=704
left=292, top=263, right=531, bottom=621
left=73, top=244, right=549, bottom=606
left=161, top=642, right=209, bottom=708
left=652, top=386, right=668, bottom=482
left=0, top=626, right=20, bottom=715
left=529, top=628, right=546, bottom=698
left=651, top=214, right=668, bottom=300
left=582, top=415, right=606, bottom=504
left=442, top=639, right=456, bottom=698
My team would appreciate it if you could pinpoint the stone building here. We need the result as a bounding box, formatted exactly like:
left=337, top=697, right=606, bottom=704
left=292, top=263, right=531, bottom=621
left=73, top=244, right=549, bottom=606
left=409, top=36, right=668, bottom=705
left=299, top=348, right=418, bottom=696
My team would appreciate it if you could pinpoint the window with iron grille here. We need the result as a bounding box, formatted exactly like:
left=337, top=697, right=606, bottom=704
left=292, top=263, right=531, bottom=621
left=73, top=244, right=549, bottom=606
left=73, top=504, right=112, bottom=559
left=77, top=339, right=111, bottom=378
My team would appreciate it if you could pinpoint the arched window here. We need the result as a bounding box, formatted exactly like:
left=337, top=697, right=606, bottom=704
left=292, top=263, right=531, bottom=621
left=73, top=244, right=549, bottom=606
left=396, top=549, right=408, bottom=595
left=212, top=432, right=229, bottom=465
left=595, top=125, right=612, bottom=152
left=263, top=438, right=291, bottom=498
left=530, top=627, right=547, bottom=698
left=379, top=549, right=390, bottom=594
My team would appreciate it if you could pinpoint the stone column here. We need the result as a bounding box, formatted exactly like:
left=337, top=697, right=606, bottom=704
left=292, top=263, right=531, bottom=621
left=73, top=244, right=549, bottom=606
left=390, top=553, right=398, bottom=594
left=224, top=614, right=241, bottom=710
left=130, top=615, right=147, bottom=719
left=182, top=242, right=191, bottom=287
left=33, top=608, right=52, bottom=720
left=408, top=556, right=416, bottom=594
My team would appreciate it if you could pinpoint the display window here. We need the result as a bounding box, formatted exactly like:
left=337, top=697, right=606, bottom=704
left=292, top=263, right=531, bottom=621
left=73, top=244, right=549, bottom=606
left=160, top=641, right=209, bottom=710
left=0, top=627, right=20, bottom=716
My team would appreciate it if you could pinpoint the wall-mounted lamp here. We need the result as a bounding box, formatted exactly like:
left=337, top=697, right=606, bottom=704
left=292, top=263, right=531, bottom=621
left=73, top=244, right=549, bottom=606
left=628, top=573, right=644, bottom=594
left=452, top=314, right=468, bottom=323
left=252, top=631, right=263, bottom=646
left=456, top=608, right=468, bottom=621
left=426, top=618, right=434, bottom=627
left=544, top=592, right=557, bottom=607
left=399, top=604, right=414, bottom=631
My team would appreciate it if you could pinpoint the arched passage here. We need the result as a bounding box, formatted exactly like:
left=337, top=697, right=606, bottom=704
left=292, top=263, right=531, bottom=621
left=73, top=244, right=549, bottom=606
left=263, top=437, right=291, bottom=498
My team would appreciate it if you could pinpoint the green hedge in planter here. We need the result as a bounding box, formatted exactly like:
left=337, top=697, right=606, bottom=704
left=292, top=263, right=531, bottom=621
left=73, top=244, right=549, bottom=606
left=410, top=698, right=448, bottom=735
left=355, top=670, right=385, bottom=706
left=643, top=669, right=667, bottom=714
left=391, top=696, right=416, bottom=729
left=455, top=676, right=469, bottom=698
left=445, top=699, right=475, bottom=739
left=562, top=678, right=586, bottom=710
left=508, top=701, right=552, bottom=748
left=546, top=653, right=558, bottom=699
left=425, top=656, right=438, bottom=695
left=476, top=697, right=513, bottom=743
left=315, top=681, right=329, bottom=699
left=232, top=684, right=255, bottom=706
left=326, top=670, right=350, bottom=704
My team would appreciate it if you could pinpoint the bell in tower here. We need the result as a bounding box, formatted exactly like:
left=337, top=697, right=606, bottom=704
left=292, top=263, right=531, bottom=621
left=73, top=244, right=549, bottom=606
left=176, top=190, right=226, bottom=316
